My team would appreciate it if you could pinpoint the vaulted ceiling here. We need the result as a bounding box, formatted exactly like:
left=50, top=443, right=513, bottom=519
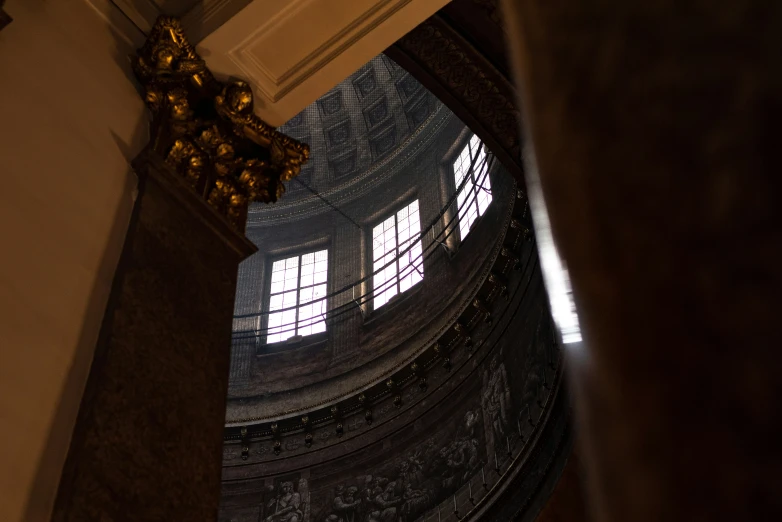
left=274, top=54, right=440, bottom=201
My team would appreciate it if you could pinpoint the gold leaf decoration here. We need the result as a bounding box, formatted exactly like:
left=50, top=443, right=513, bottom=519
left=131, top=16, right=310, bottom=232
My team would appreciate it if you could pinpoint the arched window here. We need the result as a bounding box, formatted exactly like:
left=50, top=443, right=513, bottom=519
left=455, top=135, right=492, bottom=240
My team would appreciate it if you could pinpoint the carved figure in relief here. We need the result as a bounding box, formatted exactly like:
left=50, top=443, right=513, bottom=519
left=397, top=456, right=424, bottom=490
left=367, top=481, right=403, bottom=522
left=312, top=406, right=484, bottom=522
left=399, top=482, right=430, bottom=520
left=482, top=357, right=512, bottom=442
left=435, top=437, right=480, bottom=491
left=330, top=485, right=361, bottom=522
left=265, top=481, right=304, bottom=522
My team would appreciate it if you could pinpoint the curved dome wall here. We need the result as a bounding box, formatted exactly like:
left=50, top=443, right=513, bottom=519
left=220, top=195, right=567, bottom=522
left=226, top=56, right=518, bottom=423
left=221, top=53, right=567, bottom=522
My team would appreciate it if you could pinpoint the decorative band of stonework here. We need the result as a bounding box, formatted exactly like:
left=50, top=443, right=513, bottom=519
left=387, top=14, right=523, bottom=179
left=131, top=16, right=310, bottom=233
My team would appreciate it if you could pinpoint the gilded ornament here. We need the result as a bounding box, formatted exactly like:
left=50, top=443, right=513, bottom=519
left=131, top=16, right=310, bottom=233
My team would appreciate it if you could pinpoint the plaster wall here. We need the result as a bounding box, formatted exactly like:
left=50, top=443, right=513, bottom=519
left=0, top=1, right=146, bottom=520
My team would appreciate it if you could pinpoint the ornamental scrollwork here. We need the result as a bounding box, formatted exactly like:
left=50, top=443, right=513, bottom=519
left=131, top=16, right=309, bottom=232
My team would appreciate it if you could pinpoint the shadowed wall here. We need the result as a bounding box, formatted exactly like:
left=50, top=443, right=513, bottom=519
left=0, top=2, right=146, bottom=521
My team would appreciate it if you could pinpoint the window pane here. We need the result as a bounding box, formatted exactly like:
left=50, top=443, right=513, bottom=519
left=456, top=185, right=469, bottom=212
left=270, top=257, right=290, bottom=294
left=374, top=284, right=397, bottom=309
left=458, top=188, right=478, bottom=239
left=266, top=250, right=328, bottom=344
left=266, top=312, right=284, bottom=344
left=455, top=142, right=472, bottom=187
left=375, top=252, right=398, bottom=306
left=313, top=250, right=328, bottom=285
left=476, top=177, right=492, bottom=215
left=373, top=200, right=423, bottom=310
left=270, top=280, right=284, bottom=294
left=465, top=198, right=479, bottom=231
left=373, top=215, right=398, bottom=309
left=374, top=250, right=397, bottom=302
left=410, top=241, right=424, bottom=288
left=267, top=290, right=297, bottom=343
left=273, top=255, right=299, bottom=295
left=473, top=140, right=492, bottom=216
left=299, top=252, right=315, bottom=287
left=269, top=293, right=283, bottom=310
left=271, top=260, right=286, bottom=279
left=469, top=133, right=481, bottom=155
left=455, top=136, right=491, bottom=240
left=298, top=283, right=327, bottom=336
left=399, top=246, right=423, bottom=292
left=397, top=200, right=423, bottom=294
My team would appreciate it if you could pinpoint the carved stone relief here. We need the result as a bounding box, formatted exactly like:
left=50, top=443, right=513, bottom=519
left=307, top=394, right=485, bottom=522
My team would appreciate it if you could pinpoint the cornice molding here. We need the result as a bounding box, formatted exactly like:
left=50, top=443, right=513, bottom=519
left=386, top=13, right=525, bottom=183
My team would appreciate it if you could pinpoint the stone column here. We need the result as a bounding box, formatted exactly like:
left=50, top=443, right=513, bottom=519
left=500, top=1, right=782, bottom=521
left=51, top=152, right=257, bottom=522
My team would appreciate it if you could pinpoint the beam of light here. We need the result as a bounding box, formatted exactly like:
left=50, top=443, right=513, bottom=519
left=525, top=152, right=582, bottom=344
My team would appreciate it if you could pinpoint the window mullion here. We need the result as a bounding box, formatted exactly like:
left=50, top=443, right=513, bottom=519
left=471, top=170, right=480, bottom=218
left=395, top=213, right=401, bottom=295
left=295, top=255, right=302, bottom=336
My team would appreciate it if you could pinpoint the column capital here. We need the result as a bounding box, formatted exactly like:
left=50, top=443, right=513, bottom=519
left=132, top=16, right=310, bottom=233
